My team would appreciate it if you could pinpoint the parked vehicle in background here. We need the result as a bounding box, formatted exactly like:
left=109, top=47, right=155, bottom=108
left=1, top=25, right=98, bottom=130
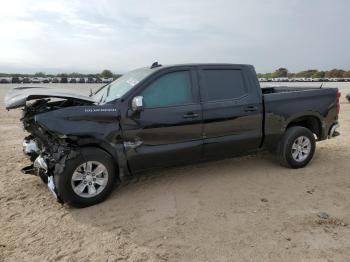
left=12, top=77, right=21, bottom=83
left=86, top=77, right=95, bottom=83
left=101, top=77, right=113, bottom=83
left=2, top=74, right=349, bottom=84
left=22, top=77, right=31, bottom=83
left=4, top=63, right=341, bottom=207
left=257, top=77, right=350, bottom=82
left=31, top=77, right=41, bottom=83
left=60, top=77, right=68, bottom=83
left=0, top=77, right=11, bottom=83
left=272, top=77, right=288, bottom=82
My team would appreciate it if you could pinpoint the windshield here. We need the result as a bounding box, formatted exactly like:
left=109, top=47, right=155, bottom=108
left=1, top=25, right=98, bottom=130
left=93, top=67, right=155, bottom=103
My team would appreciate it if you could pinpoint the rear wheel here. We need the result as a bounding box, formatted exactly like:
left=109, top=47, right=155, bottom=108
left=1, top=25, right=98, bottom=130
left=277, top=126, right=316, bottom=168
left=55, top=147, right=118, bottom=207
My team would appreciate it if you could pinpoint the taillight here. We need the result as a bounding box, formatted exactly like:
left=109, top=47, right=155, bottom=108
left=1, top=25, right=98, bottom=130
left=336, top=91, right=341, bottom=115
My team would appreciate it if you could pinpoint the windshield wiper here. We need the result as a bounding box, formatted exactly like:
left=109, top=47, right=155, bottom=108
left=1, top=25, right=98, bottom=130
left=92, top=81, right=113, bottom=97
left=99, top=85, right=111, bottom=104
left=106, top=84, right=111, bottom=97
left=99, top=94, right=104, bottom=103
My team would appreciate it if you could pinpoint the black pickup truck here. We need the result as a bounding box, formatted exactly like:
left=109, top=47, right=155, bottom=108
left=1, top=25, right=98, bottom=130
left=4, top=63, right=341, bottom=207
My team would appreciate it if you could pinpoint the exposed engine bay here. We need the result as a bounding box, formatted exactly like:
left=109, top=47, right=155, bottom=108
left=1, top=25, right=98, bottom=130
left=21, top=99, right=89, bottom=202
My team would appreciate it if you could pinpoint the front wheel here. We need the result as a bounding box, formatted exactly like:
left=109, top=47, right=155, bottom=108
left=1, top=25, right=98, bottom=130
left=277, top=126, right=316, bottom=168
left=55, top=147, right=118, bottom=207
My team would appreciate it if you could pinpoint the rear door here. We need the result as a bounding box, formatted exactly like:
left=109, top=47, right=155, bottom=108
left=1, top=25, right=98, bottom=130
left=199, top=65, right=263, bottom=159
left=120, top=68, right=203, bottom=172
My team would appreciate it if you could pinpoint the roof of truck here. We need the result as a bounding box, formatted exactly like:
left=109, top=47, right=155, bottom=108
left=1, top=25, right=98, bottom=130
left=149, top=62, right=253, bottom=69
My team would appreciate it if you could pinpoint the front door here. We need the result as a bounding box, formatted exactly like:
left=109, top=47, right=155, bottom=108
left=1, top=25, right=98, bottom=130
left=120, top=69, right=203, bottom=172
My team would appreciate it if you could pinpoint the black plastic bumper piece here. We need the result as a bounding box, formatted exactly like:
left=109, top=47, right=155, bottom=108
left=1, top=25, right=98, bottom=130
left=21, top=165, right=37, bottom=175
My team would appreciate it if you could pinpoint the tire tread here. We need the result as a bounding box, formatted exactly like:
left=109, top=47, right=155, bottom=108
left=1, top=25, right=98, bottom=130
left=277, top=126, right=316, bottom=169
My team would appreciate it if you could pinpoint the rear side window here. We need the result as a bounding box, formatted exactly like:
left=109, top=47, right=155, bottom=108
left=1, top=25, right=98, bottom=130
left=142, top=71, right=193, bottom=108
left=202, top=69, right=246, bottom=101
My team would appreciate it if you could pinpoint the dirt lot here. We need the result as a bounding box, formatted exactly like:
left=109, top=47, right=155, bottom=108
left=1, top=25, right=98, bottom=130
left=0, top=83, right=349, bottom=262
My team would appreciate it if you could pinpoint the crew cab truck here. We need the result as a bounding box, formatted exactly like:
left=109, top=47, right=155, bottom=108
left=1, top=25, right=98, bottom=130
left=4, top=63, right=341, bottom=207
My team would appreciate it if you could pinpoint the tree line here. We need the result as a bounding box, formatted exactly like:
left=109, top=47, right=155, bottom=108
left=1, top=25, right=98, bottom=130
left=0, top=69, right=121, bottom=79
left=2, top=68, right=350, bottom=79
left=257, top=68, right=350, bottom=79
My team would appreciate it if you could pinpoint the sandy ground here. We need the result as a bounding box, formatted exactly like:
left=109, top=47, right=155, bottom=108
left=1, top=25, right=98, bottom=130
left=0, top=83, right=349, bottom=262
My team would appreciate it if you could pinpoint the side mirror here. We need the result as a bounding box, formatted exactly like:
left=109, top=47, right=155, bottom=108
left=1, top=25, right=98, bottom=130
left=131, top=96, right=144, bottom=111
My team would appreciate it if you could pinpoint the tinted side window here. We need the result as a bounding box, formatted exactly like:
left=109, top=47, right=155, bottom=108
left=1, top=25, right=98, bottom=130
left=203, top=69, right=246, bottom=101
left=142, top=71, right=193, bottom=108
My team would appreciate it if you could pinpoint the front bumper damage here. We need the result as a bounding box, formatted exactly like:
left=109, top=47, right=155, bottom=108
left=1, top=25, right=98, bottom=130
left=23, top=139, right=40, bottom=155
left=21, top=154, right=61, bottom=202
left=21, top=137, right=78, bottom=204
left=7, top=94, right=100, bottom=205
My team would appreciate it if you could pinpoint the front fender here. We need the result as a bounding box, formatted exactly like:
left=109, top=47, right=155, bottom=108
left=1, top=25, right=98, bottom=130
left=35, top=105, right=131, bottom=178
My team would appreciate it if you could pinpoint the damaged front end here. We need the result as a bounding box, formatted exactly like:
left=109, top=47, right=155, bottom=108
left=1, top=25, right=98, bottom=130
left=5, top=86, right=124, bottom=206
left=20, top=101, right=74, bottom=202
left=14, top=93, right=95, bottom=203
left=21, top=135, right=78, bottom=203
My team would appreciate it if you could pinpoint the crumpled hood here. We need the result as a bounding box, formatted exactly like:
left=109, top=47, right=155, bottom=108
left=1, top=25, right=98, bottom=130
left=4, top=86, right=97, bottom=109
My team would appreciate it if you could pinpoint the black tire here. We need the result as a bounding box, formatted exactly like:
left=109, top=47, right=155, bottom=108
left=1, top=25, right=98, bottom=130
left=277, top=126, right=316, bottom=168
left=55, top=147, right=118, bottom=208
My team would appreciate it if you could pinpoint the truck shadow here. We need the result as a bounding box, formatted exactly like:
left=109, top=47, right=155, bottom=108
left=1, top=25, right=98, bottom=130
left=49, top=144, right=348, bottom=257
left=67, top=151, right=279, bottom=227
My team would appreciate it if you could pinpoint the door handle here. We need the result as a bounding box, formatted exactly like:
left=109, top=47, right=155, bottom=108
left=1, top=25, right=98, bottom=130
left=183, top=112, right=199, bottom=119
left=244, top=106, right=258, bottom=112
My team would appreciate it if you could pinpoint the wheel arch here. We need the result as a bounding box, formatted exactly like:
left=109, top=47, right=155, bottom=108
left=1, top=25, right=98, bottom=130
left=286, top=115, right=323, bottom=139
left=71, top=139, right=131, bottom=180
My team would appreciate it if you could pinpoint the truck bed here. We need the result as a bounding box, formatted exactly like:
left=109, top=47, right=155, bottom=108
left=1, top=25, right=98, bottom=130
left=261, top=86, right=338, bottom=149
left=262, top=86, right=322, bottom=94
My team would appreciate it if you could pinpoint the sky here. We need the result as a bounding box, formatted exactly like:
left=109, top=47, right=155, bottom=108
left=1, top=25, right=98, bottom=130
left=0, top=0, right=349, bottom=74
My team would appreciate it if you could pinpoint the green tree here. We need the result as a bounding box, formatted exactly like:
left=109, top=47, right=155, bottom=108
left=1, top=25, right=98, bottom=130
left=100, top=69, right=113, bottom=78
left=325, top=69, right=345, bottom=78
left=34, top=72, right=46, bottom=77
left=67, top=72, right=82, bottom=77
left=57, top=73, right=68, bottom=77
left=311, top=71, right=325, bottom=78
left=295, top=70, right=318, bottom=78
left=274, top=68, right=288, bottom=77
